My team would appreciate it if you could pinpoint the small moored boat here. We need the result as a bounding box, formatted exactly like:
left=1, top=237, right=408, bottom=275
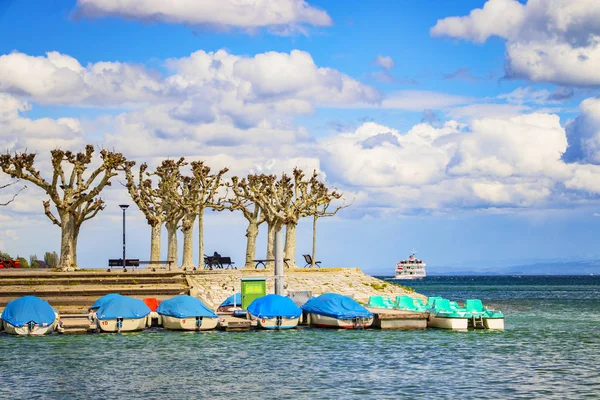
left=465, top=299, right=504, bottom=330
left=302, top=293, right=374, bottom=329
left=157, top=295, right=218, bottom=331
left=247, top=294, right=302, bottom=330
left=1, top=296, right=58, bottom=336
left=427, top=298, right=469, bottom=330
left=217, top=293, right=241, bottom=312
left=95, top=296, right=151, bottom=332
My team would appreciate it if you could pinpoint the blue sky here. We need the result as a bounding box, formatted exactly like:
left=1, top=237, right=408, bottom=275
left=1, top=0, right=600, bottom=274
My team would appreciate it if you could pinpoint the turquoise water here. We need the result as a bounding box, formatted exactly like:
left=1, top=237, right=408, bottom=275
left=1, top=276, right=599, bottom=399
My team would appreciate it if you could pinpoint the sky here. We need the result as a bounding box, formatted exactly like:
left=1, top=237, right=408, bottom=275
left=1, top=0, right=600, bottom=274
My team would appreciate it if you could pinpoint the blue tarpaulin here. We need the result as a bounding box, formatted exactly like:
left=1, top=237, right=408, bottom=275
left=96, top=296, right=151, bottom=320
left=157, top=295, right=217, bottom=318
left=89, top=293, right=122, bottom=311
left=247, top=294, right=302, bottom=319
left=301, top=293, right=373, bottom=319
left=1, top=296, right=56, bottom=327
left=220, top=293, right=241, bottom=307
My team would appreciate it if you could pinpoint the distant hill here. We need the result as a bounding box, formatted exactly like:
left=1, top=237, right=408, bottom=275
left=428, top=260, right=600, bottom=276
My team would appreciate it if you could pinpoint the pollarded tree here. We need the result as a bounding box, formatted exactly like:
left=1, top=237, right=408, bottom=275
left=153, top=158, right=186, bottom=265
left=308, top=182, right=348, bottom=268
left=183, top=161, right=228, bottom=269
left=0, top=145, right=131, bottom=270
left=237, top=173, right=294, bottom=267
left=124, top=162, right=167, bottom=263
left=284, top=169, right=348, bottom=267
left=228, top=175, right=269, bottom=268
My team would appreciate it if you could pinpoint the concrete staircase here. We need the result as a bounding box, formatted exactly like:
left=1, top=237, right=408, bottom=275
left=0, top=270, right=190, bottom=314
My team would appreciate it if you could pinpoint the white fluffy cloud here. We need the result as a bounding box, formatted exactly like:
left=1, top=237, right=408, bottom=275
left=431, top=0, right=600, bottom=86
left=0, top=93, right=84, bottom=151
left=564, top=97, right=600, bottom=164
left=320, top=107, right=600, bottom=212
left=373, top=55, right=395, bottom=70
left=75, top=0, right=332, bottom=34
left=0, top=49, right=379, bottom=127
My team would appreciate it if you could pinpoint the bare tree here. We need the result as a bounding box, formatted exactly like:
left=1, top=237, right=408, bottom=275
left=124, top=163, right=167, bottom=263
left=228, top=175, right=268, bottom=268
left=0, top=180, right=25, bottom=206
left=309, top=188, right=348, bottom=268
left=188, top=161, right=228, bottom=269
left=282, top=169, right=325, bottom=267
left=0, top=145, right=131, bottom=270
left=236, top=173, right=294, bottom=268
left=153, top=158, right=186, bottom=266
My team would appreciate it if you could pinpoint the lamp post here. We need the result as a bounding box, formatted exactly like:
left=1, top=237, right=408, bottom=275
left=119, top=204, right=129, bottom=271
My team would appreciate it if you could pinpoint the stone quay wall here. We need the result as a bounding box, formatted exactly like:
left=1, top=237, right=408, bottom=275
left=187, top=267, right=423, bottom=309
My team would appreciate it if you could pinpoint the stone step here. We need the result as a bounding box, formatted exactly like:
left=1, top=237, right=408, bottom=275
left=0, top=277, right=186, bottom=286
left=0, top=285, right=189, bottom=306
left=0, top=270, right=185, bottom=279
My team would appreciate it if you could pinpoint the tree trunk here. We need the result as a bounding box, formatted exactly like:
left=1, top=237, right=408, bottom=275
left=266, top=222, right=275, bottom=269
left=284, top=222, right=297, bottom=268
left=245, top=220, right=259, bottom=269
left=72, top=225, right=80, bottom=268
left=166, top=221, right=179, bottom=266
left=58, top=212, right=77, bottom=270
left=181, top=214, right=195, bottom=268
left=150, top=223, right=161, bottom=263
left=198, top=207, right=204, bottom=269
left=312, top=214, right=318, bottom=268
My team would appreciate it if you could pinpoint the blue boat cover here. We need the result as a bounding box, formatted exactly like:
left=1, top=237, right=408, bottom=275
left=301, top=293, right=373, bottom=319
left=157, top=295, right=217, bottom=318
left=220, top=293, right=241, bottom=307
left=1, top=296, right=56, bottom=327
left=247, top=294, right=302, bottom=319
left=89, top=293, right=122, bottom=311
left=96, top=296, right=151, bottom=320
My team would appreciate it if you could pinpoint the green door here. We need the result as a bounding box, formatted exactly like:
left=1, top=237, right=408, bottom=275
left=241, top=278, right=266, bottom=310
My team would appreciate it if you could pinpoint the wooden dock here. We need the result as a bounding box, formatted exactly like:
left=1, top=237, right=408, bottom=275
left=368, top=308, right=429, bottom=330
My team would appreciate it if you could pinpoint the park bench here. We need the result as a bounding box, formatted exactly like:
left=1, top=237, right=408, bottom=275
left=204, top=255, right=236, bottom=270
left=253, top=258, right=291, bottom=269
left=108, top=259, right=174, bottom=272
left=302, top=254, right=321, bottom=268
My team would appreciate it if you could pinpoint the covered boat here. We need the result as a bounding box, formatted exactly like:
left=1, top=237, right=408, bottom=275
left=217, top=293, right=241, bottom=312
left=95, top=296, right=151, bottom=332
left=302, top=293, right=374, bottom=329
left=1, top=296, right=58, bottom=336
left=157, top=295, right=218, bottom=331
left=427, top=298, right=469, bottom=330
left=89, top=293, right=122, bottom=311
left=247, top=294, right=302, bottom=329
left=465, top=299, right=504, bottom=330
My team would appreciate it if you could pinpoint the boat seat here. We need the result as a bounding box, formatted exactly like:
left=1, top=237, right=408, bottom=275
left=368, top=296, right=394, bottom=309
left=427, top=296, right=443, bottom=308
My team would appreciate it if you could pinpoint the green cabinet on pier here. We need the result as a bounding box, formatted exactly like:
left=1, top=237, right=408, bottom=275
left=241, top=278, right=266, bottom=310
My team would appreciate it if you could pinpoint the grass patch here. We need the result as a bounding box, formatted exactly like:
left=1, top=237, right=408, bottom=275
left=369, top=282, right=388, bottom=291
left=66, top=281, right=80, bottom=286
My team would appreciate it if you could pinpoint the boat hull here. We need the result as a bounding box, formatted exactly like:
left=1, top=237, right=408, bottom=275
left=428, top=315, right=468, bottom=330
left=96, top=317, right=147, bottom=332
left=3, top=320, right=57, bottom=336
left=255, top=316, right=299, bottom=330
left=484, top=318, right=504, bottom=330
left=393, top=275, right=426, bottom=280
left=161, top=315, right=218, bottom=331
left=309, top=313, right=373, bottom=329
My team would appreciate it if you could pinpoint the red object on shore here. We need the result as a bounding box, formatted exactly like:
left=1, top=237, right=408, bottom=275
left=143, top=297, right=161, bottom=312
left=0, top=259, right=20, bottom=269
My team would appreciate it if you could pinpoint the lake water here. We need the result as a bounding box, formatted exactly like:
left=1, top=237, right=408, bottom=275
left=1, top=276, right=599, bottom=399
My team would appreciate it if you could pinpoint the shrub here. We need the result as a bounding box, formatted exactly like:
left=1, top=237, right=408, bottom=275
left=44, top=251, right=59, bottom=268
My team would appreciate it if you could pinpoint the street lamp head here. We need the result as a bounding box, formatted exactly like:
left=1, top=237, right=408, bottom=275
left=119, top=204, right=129, bottom=210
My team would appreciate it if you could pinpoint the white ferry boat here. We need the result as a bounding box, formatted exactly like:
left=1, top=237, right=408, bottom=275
left=395, top=252, right=426, bottom=279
